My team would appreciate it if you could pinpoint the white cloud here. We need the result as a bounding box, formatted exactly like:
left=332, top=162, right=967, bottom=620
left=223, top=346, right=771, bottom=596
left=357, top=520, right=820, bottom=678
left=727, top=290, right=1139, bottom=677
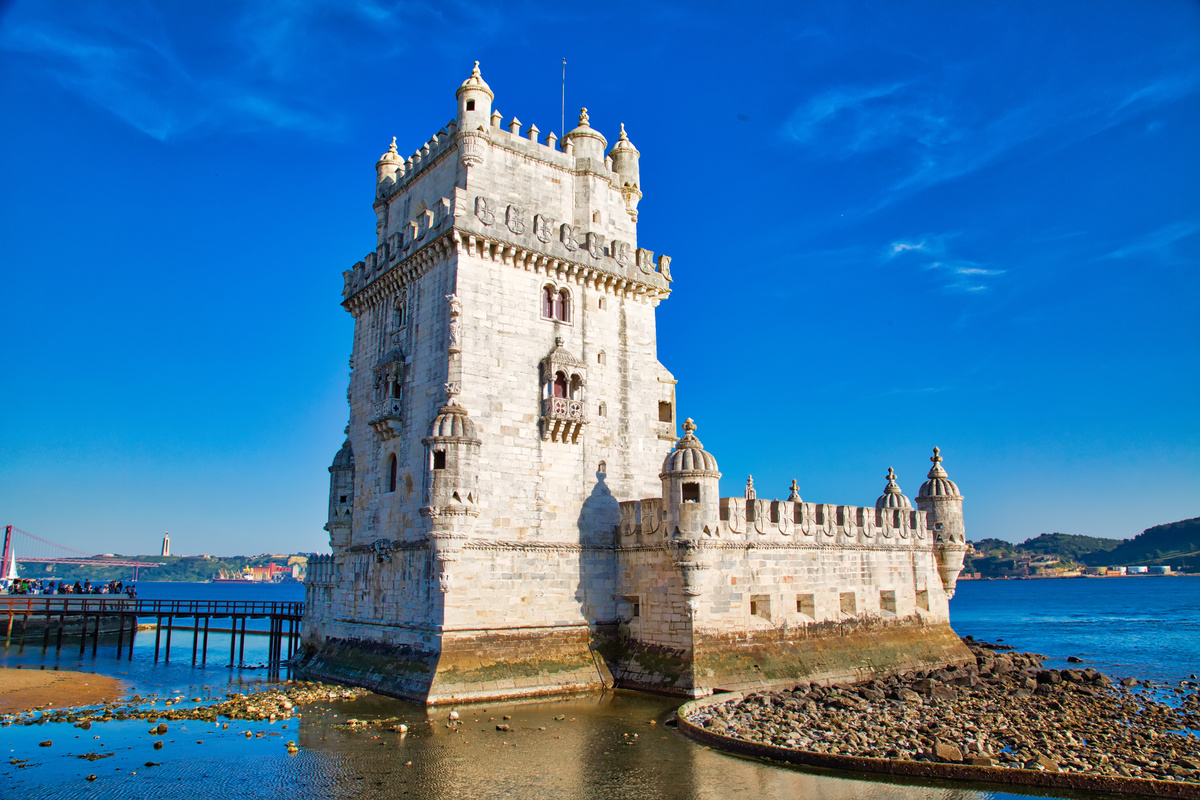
left=1104, top=222, right=1199, bottom=262
left=887, top=234, right=1005, bottom=293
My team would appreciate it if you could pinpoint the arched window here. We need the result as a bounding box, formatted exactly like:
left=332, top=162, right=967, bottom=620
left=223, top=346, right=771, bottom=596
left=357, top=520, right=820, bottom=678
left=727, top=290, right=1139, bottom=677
left=557, top=289, right=571, bottom=323
left=391, top=380, right=402, bottom=399
left=553, top=372, right=568, bottom=398
left=598, top=460, right=607, bottom=474
left=542, top=285, right=555, bottom=318
left=598, top=402, right=607, bottom=417
left=592, top=211, right=601, bottom=223
left=386, top=454, right=398, bottom=493
left=569, top=374, right=583, bottom=400
left=394, top=298, right=407, bottom=330
left=597, top=351, right=606, bottom=365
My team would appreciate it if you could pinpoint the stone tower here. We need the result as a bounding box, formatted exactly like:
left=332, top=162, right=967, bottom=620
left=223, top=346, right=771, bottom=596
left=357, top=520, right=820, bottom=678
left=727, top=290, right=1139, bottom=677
left=300, top=63, right=677, bottom=704
left=917, top=447, right=968, bottom=597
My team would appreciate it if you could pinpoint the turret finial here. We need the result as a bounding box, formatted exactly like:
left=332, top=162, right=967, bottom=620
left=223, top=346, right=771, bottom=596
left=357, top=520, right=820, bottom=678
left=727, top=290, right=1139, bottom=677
left=787, top=479, right=801, bottom=502
left=682, top=417, right=696, bottom=434
left=931, top=446, right=942, bottom=464
left=618, top=123, right=628, bottom=140
left=472, top=60, right=481, bottom=76
left=745, top=475, right=756, bottom=500
left=389, top=136, right=397, bottom=151
left=578, top=107, right=589, bottom=126
left=555, top=336, right=565, bottom=348
left=926, top=446, right=949, bottom=479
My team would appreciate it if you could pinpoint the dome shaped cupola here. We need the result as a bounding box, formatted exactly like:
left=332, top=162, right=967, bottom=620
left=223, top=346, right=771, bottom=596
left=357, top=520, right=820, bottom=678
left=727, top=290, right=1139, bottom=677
left=331, top=438, right=354, bottom=472
left=918, top=447, right=961, bottom=499
left=875, top=467, right=913, bottom=510
left=563, top=107, right=608, bottom=161
left=426, top=399, right=479, bottom=441
left=375, top=137, right=403, bottom=192
left=661, top=418, right=720, bottom=477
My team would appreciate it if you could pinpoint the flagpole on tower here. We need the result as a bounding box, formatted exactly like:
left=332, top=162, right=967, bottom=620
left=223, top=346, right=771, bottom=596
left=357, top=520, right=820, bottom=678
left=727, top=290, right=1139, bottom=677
left=561, top=58, right=566, bottom=141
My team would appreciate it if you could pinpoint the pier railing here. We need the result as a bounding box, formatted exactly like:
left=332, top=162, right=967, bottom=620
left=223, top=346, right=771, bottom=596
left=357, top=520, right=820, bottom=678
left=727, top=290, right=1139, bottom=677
left=0, top=597, right=304, bottom=677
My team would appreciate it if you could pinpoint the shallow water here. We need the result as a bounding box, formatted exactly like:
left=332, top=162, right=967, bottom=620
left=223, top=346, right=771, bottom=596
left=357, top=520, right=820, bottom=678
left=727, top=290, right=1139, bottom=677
left=6, top=578, right=1195, bottom=799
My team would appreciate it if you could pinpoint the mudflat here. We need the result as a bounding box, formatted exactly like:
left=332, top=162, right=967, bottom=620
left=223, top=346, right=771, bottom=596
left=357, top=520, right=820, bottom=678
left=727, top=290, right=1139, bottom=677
left=0, top=667, right=125, bottom=713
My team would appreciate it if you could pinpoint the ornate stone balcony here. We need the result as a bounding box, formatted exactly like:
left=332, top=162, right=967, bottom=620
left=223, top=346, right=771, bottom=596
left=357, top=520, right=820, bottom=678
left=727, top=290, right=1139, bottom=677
left=368, top=397, right=403, bottom=440
left=541, top=397, right=586, bottom=443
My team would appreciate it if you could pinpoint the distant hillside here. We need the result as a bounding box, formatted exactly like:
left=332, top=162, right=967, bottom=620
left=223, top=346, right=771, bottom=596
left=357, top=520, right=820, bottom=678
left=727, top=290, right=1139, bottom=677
left=1020, top=533, right=1123, bottom=561
left=1083, top=517, right=1200, bottom=568
left=12, top=554, right=304, bottom=583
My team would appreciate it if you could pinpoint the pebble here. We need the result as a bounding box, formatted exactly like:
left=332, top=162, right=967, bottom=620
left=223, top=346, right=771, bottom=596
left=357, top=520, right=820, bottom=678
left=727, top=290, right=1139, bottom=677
left=685, top=640, right=1200, bottom=785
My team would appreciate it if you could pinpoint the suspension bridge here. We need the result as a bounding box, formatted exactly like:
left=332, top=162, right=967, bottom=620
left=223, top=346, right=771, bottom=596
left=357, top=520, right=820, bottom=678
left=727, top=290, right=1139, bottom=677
left=2, top=524, right=166, bottom=581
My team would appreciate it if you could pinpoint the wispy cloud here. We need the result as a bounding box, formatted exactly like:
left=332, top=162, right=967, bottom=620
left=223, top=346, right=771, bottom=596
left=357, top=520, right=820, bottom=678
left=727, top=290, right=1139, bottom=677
left=0, top=0, right=419, bottom=141
left=1104, top=222, right=1200, bottom=262
left=888, top=235, right=1006, bottom=293
left=781, top=66, right=1200, bottom=214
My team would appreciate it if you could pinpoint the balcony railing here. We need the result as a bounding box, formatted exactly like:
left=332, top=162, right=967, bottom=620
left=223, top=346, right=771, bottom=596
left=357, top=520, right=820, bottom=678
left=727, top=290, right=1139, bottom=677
left=542, top=397, right=586, bottom=443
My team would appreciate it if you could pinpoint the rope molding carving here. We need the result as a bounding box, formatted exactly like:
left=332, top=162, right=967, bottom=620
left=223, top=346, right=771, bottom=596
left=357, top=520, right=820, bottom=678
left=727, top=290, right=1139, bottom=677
left=675, top=693, right=1200, bottom=800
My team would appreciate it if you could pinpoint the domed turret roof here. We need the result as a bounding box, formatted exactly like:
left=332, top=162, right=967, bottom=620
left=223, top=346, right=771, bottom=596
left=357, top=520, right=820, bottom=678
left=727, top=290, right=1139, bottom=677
left=609, top=123, right=638, bottom=156
left=426, top=399, right=479, bottom=441
left=661, top=418, right=720, bottom=477
left=564, top=107, right=608, bottom=148
left=457, top=61, right=493, bottom=99
left=876, top=467, right=913, bottom=510
left=331, top=439, right=354, bottom=471
left=918, top=447, right=962, bottom=498
left=376, top=137, right=402, bottom=168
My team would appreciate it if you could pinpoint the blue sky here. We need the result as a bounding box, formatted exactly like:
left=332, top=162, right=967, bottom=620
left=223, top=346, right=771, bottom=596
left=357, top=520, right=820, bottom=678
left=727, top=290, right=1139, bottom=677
left=1, top=0, right=1197, bottom=556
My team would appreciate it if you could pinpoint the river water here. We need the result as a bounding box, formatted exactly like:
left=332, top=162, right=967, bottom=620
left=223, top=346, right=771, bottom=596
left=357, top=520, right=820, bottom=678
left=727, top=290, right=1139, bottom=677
left=2, top=577, right=1197, bottom=799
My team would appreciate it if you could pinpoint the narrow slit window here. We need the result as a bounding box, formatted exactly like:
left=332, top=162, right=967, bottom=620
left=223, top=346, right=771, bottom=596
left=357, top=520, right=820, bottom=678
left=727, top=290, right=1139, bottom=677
left=386, top=454, right=398, bottom=493
left=557, top=289, right=571, bottom=323
left=542, top=285, right=555, bottom=319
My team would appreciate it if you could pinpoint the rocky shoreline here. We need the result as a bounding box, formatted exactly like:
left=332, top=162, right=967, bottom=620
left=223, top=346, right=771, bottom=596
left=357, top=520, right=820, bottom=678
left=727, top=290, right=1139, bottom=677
left=683, top=640, right=1200, bottom=786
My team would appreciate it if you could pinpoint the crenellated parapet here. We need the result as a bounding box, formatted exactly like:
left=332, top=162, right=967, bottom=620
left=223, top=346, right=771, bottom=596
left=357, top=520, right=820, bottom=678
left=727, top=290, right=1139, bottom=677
left=618, top=497, right=932, bottom=548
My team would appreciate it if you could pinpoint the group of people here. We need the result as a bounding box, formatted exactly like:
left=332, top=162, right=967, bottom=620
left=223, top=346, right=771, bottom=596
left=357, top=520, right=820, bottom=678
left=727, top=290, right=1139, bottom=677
left=3, top=578, right=137, bottom=597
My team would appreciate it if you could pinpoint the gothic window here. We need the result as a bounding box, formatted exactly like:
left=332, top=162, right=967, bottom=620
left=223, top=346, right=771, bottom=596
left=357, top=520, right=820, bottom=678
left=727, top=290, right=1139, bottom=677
left=542, top=285, right=555, bottom=319
left=557, top=289, right=571, bottom=323
left=391, top=380, right=402, bottom=399
left=569, top=374, right=583, bottom=400
left=393, top=297, right=407, bottom=330
left=386, top=454, right=398, bottom=493
left=553, top=372, right=568, bottom=398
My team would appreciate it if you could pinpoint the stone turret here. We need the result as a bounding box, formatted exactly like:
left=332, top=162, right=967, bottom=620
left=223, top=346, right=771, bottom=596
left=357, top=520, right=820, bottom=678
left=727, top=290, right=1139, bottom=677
left=917, top=447, right=967, bottom=597
left=563, top=107, right=608, bottom=163
left=659, top=419, right=721, bottom=610
left=609, top=123, right=642, bottom=220
left=325, top=438, right=354, bottom=550
left=375, top=137, right=403, bottom=195
left=456, top=61, right=493, bottom=168
left=420, top=394, right=482, bottom=592
left=875, top=467, right=912, bottom=510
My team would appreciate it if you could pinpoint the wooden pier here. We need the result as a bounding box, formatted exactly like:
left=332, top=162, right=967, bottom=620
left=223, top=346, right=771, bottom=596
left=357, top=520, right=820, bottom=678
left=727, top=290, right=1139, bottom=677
left=0, top=597, right=303, bottom=677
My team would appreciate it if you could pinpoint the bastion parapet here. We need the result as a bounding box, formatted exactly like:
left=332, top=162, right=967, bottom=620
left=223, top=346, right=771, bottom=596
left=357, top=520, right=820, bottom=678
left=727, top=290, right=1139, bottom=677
left=298, top=63, right=971, bottom=704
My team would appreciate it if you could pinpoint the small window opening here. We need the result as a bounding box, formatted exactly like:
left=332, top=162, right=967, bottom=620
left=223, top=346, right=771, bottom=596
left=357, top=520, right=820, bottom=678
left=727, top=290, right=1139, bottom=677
left=658, top=401, right=672, bottom=423
left=553, top=372, right=568, bottom=398
left=880, top=590, right=897, bottom=615
left=339, top=495, right=348, bottom=503
left=934, top=522, right=944, bottom=531
left=592, top=211, right=601, bottom=223
left=598, top=297, right=607, bottom=310
left=598, top=402, right=607, bottom=417
left=915, top=590, right=930, bottom=611
left=750, top=595, right=770, bottom=621
left=557, top=289, right=571, bottom=323
left=395, top=301, right=407, bottom=329
left=597, top=351, right=606, bottom=365
left=682, top=482, right=700, bottom=503
left=542, top=285, right=555, bottom=319
left=597, top=460, right=606, bottom=474
left=432, top=451, right=447, bottom=470
left=632, top=602, right=640, bottom=617
left=839, top=591, right=857, bottom=616
left=796, top=594, right=815, bottom=619
left=466, top=99, right=475, bottom=111
left=386, top=454, right=398, bottom=493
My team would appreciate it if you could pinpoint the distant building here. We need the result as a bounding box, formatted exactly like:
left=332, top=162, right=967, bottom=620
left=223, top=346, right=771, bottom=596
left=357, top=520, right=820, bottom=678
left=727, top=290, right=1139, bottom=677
left=1149, top=565, right=1172, bottom=575
left=161, top=532, right=170, bottom=557
left=1127, top=566, right=1149, bottom=574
